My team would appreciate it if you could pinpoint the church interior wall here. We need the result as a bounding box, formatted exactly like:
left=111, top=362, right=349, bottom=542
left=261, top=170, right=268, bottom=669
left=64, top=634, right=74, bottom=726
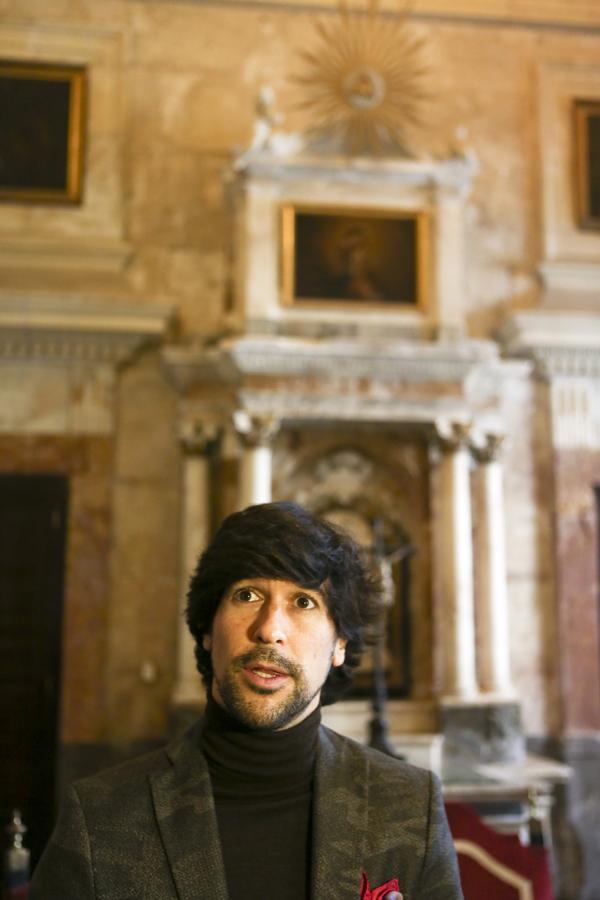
left=1, top=0, right=600, bottom=893
left=1, top=0, right=597, bottom=738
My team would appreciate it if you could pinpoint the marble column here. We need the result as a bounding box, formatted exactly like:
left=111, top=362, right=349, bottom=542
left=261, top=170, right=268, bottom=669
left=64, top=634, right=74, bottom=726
left=437, top=423, right=479, bottom=700
left=234, top=411, right=279, bottom=508
left=474, top=434, right=513, bottom=697
left=172, top=423, right=219, bottom=708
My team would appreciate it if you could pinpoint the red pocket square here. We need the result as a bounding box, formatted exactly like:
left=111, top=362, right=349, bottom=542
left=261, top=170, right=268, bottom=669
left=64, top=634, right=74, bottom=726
left=359, top=871, right=401, bottom=899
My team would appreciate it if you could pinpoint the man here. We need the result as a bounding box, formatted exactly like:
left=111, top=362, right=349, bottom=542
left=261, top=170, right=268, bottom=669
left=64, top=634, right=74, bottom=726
left=31, top=502, right=463, bottom=899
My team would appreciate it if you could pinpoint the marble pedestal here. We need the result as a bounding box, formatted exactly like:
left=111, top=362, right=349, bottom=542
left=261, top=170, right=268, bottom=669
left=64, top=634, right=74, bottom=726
left=441, top=701, right=525, bottom=767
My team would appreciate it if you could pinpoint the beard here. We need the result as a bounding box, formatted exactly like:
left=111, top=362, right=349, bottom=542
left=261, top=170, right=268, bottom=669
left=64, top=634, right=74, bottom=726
left=213, top=648, right=325, bottom=731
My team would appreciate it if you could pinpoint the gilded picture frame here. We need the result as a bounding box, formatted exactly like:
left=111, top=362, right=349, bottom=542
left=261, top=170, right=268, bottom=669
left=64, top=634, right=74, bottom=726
left=0, top=60, right=86, bottom=204
left=281, top=204, right=428, bottom=310
left=574, top=99, right=600, bottom=231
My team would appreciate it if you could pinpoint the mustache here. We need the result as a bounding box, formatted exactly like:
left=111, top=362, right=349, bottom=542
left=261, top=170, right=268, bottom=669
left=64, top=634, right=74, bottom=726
left=233, top=649, right=302, bottom=679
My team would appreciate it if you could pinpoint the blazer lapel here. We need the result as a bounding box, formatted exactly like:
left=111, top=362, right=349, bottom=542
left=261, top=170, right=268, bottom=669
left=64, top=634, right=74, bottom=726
left=311, top=726, right=368, bottom=899
left=149, top=725, right=229, bottom=900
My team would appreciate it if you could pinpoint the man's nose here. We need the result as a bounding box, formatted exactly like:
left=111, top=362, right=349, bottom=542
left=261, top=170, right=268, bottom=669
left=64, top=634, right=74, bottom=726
left=250, top=601, right=287, bottom=645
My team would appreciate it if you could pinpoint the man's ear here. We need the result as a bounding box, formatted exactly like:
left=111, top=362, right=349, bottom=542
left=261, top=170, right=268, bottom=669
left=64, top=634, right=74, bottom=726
left=202, top=632, right=212, bottom=652
left=332, top=637, right=347, bottom=668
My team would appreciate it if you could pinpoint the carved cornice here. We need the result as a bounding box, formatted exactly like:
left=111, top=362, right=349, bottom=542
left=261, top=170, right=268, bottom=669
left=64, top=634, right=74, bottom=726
left=235, top=147, right=478, bottom=195
left=499, top=311, right=600, bottom=378
left=190, top=0, right=600, bottom=30
left=163, top=335, right=500, bottom=391
left=0, top=294, right=174, bottom=366
left=238, top=388, right=472, bottom=426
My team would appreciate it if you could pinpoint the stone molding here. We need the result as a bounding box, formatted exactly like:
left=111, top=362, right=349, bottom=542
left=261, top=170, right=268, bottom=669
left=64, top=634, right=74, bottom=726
left=500, top=310, right=600, bottom=448
left=499, top=311, right=600, bottom=378
left=164, top=335, right=500, bottom=388
left=163, top=335, right=510, bottom=431
left=0, top=294, right=174, bottom=367
left=236, top=145, right=478, bottom=195
left=539, top=260, right=600, bottom=300
left=221, top=0, right=600, bottom=28
left=238, top=390, right=471, bottom=426
left=0, top=236, right=132, bottom=275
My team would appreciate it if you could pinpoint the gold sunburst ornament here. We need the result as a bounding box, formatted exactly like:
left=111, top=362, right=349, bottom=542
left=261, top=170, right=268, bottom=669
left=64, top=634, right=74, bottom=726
left=292, top=0, right=432, bottom=156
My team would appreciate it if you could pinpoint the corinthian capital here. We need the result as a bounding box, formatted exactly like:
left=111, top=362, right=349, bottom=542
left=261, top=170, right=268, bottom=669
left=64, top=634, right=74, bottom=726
left=180, top=420, right=221, bottom=455
left=473, top=433, right=504, bottom=464
left=233, top=410, right=280, bottom=449
left=434, top=420, right=473, bottom=453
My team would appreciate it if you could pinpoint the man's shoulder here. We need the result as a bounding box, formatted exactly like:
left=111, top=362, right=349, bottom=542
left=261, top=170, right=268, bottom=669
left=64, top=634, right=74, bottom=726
left=318, top=724, right=432, bottom=788
left=72, top=721, right=203, bottom=801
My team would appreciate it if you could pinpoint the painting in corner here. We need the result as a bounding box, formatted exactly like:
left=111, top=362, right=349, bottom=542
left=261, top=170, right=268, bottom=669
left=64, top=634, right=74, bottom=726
left=0, top=60, right=86, bottom=204
left=574, top=99, right=600, bottom=231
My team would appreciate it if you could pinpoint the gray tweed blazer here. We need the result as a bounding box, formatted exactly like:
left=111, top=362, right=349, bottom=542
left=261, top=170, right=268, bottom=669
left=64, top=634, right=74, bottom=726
left=30, top=722, right=463, bottom=899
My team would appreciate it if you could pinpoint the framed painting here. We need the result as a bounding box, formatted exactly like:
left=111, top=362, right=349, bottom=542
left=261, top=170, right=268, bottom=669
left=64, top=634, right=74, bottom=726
left=281, top=204, right=427, bottom=309
left=574, top=99, right=600, bottom=230
left=0, top=60, right=86, bottom=204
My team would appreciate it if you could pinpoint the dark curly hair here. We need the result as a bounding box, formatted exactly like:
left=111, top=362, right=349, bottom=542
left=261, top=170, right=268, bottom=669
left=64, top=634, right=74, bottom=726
left=185, top=501, right=381, bottom=705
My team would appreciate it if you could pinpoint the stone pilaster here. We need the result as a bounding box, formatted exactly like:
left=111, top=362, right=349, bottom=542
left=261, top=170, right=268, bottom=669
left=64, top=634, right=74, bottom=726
left=172, top=422, right=220, bottom=709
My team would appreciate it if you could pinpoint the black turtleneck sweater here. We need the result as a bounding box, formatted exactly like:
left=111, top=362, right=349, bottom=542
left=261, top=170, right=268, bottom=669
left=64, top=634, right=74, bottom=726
left=200, top=698, right=320, bottom=900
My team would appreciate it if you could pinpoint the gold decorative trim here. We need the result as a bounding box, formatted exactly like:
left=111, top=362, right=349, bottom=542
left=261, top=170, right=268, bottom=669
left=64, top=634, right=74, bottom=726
left=454, top=839, right=534, bottom=900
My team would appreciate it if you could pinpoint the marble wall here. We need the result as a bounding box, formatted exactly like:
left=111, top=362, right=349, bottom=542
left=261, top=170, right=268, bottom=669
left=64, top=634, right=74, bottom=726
left=553, top=449, right=600, bottom=732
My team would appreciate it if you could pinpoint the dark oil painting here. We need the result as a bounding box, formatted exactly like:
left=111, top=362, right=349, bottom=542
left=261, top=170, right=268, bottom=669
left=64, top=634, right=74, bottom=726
left=0, top=61, right=85, bottom=203
left=287, top=208, right=423, bottom=306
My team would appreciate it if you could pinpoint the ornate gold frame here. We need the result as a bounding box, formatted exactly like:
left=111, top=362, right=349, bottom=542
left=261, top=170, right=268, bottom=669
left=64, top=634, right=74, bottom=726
left=281, top=203, right=428, bottom=310
left=0, top=60, right=86, bottom=204
left=574, top=98, right=600, bottom=231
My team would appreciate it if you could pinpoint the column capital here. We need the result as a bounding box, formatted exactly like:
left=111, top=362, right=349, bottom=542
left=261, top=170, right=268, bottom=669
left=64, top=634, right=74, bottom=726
left=233, top=410, right=280, bottom=449
left=180, top=420, right=221, bottom=456
left=435, top=420, right=472, bottom=453
left=473, top=433, right=504, bottom=464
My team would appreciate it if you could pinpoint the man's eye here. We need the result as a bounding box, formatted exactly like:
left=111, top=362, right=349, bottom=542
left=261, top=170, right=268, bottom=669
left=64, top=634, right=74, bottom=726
left=235, top=587, right=260, bottom=603
left=295, top=594, right=316, bottom=610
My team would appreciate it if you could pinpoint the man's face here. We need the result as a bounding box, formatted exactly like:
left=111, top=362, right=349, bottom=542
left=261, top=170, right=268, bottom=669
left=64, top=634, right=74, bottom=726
left=202, top=577, right=347, bottom=731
